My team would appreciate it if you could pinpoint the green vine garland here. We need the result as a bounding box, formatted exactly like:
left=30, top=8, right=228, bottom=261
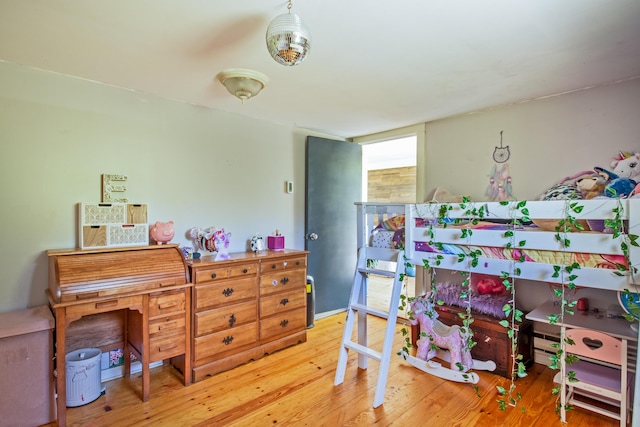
left=398, top=198, right=640, bottom=417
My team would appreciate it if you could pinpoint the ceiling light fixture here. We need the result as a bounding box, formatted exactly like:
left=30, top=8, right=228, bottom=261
left=266, top=0, right=311, bottom=66
left=217, top=68, right=269, bottom=103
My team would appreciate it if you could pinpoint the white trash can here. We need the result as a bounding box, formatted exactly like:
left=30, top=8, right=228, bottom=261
left=65, top=348, right=102, bottom=407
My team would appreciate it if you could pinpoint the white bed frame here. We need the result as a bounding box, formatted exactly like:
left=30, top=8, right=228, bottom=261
left=358, top=199, right=640, bottom=289
left=356, top=199, right=640, bottom=425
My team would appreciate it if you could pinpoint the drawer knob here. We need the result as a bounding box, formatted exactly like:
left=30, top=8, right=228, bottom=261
left=280, top=319, right=289, bottom=328
left=280, top=277, right=289, bottom=284
left=229, top=314, right=236, bottom=327
left=271, top=264, right=276, bottom=269
left=211, top=273, right=217, bottom=279
left=296, top=261, right=300, bottom=266
left=280, top=298, right=289, bottom=306
left=243, top=268, right=248, bottom=273
left=222, top=287, right=234, bottom=297
left=222, top=335, right=234, bottom=345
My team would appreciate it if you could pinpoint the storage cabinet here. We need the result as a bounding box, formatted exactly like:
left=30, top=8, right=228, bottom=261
left=189, top=250, right=307, bottom=382
left=411, top=303, right=534, bottom=378
left=0, top=306, right=56, bottom=427
left=77, top=202, right=149, bottom=249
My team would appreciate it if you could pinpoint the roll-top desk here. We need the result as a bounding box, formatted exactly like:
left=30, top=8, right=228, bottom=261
left=47, top=245, right=192, bottom=427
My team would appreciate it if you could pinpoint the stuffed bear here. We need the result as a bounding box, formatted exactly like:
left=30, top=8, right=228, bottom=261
left=611, top=152, right=640, bottom=181
left=576, top=172, right=608, bottom=199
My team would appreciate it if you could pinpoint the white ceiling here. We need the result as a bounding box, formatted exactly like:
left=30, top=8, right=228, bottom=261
left=0, top=1, right=639, bottom=138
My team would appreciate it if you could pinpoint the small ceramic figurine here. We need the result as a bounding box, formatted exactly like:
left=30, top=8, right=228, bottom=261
left=150, top=221, right=174, bottom=244
left=250, top=234, right=264, bottom=252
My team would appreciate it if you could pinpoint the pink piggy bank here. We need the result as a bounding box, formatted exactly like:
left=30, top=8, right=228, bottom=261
left=150, top=221, right=174, bottom=244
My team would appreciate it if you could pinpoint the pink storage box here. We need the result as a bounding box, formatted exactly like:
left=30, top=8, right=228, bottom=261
left=268, top=235, right=285, bottom=250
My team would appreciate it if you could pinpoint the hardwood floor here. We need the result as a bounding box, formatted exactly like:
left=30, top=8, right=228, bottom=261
left=46, top=313, right=620, bottom=426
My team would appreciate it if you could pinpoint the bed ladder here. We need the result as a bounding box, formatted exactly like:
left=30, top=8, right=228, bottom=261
left=334, top=246, right=406, bottom=408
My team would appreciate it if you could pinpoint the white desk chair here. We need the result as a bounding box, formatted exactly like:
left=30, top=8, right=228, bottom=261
left=555, top=327, right=633, bottom=426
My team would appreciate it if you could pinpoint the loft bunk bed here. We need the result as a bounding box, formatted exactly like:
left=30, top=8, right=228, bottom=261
left=354, top=198, right=640, bottom=423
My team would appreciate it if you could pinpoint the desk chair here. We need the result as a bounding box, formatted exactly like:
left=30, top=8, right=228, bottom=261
left=555, top=327, right=632, bottom=426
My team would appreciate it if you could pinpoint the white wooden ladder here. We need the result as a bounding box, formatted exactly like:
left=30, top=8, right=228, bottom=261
left=333, top=246, right=405, bottom=408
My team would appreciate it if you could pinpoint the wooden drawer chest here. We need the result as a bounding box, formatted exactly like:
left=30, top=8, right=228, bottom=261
left=189, top=250, right=308, bottom=382
left=411, top=303, right=534, bottom=378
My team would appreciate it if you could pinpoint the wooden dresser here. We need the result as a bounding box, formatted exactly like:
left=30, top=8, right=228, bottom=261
left=47, top=245, right=192, bottom=427
left=188, top=250, right=308, bottom=382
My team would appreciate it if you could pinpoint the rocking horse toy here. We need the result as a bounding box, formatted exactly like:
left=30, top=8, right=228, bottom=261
left=400, top=295, right=496, bottom=383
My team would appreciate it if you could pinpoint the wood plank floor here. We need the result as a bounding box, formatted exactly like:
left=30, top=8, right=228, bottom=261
left=46, top=312, right=620, bottom=427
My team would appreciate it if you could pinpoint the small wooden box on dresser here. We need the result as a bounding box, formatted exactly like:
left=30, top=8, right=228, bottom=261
left=188, top=249, right=308, bottom=382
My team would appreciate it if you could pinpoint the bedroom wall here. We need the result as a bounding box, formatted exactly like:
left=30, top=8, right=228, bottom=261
left=0, top=61, right=339, bottom=313
left=423, top=77, right=640, bottom=312
left=424, top=78, right=640, bottom=202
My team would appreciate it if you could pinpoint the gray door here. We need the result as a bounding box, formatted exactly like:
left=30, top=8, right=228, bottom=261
left=305, top=136, right=362, bottom=314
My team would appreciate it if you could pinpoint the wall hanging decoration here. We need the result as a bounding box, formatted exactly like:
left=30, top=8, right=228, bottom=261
left=266, top=0, right=311, bottom=66
left=486, top=131, right=513, bottom=201
left=102, top=173, right=128, bottom=202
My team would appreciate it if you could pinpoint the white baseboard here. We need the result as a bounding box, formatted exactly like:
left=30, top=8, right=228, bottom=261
left=101, top=360, right=164, bottom=383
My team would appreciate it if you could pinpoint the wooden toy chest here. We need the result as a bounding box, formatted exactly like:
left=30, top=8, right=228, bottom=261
left=78, top=202, right=148, bottom=249
left=411, top=303, right=534, bottom=378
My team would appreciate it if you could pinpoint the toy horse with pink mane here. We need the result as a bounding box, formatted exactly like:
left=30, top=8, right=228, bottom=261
left=400, top=294, right=496, bottom=383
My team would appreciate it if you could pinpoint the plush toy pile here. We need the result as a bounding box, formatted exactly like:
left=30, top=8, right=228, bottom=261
left=539, top=151, right=640, bottom=200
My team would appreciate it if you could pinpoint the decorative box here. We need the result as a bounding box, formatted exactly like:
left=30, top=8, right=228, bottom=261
left=268, top=235, right=285, bottom=250
left=78, top=202, right=148, bottom=249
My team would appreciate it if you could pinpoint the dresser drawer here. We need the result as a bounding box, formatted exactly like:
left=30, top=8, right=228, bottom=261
left=150, top=333, right=186, bottom=362
left=149, top=290, right=186, bottom=318
left=193, top=262, right=258, bottom=284
left=260, top=289, right=305, bottom=318
left=65, top=295, right=144, bottom=317
left=195, top=276, right=257, bottom=310
left=260, top=256, right=306, bottom=274
left=260, top=269, right=306, bottom=296
left=195, top=301, right=257, bottom=337
left=194, top=322, right=258, bottom=362
left=260, top=307, right=306, bottom=341
left=149, top=313, right=186, bottom=338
